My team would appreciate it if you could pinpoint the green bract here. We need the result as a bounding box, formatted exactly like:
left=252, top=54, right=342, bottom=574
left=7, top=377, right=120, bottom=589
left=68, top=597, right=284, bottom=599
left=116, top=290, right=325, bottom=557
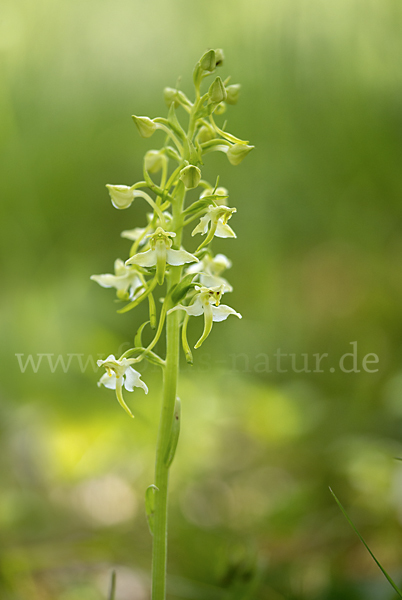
left=90, top=49, right=253, bottom=600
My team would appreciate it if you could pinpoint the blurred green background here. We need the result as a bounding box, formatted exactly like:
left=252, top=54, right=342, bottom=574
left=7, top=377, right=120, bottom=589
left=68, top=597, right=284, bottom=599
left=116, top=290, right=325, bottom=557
left=2, top=0, right=402, bottom=598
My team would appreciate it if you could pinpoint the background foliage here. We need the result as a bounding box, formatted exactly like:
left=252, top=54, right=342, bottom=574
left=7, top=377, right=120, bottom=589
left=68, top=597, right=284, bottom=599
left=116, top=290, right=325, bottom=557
left=1, top=0, right=402, bottom=598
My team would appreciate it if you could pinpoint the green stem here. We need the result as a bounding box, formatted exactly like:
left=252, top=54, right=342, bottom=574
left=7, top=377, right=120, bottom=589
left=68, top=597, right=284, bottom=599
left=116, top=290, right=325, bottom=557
left=151, top=180, right=185, bottom=600
left=151, top=304, right=180, bottom=599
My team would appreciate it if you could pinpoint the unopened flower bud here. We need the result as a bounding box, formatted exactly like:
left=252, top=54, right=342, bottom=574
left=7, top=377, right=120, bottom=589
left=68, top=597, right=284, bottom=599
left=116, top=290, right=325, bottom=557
left=132, top=115, right=156, bottom=138
left=225, top=84, right=241, bottom=105
left=144, top=150, right=166, bottom=173
left=214, top=48, right=225, bottom=67
left=200, top=49, right=216, bottom=72
left=163, top=87, right=180, bottom=108
left=208, top=76, right=227, bottom=104
left=180, top=165, right=201, bottom=190
left=226, top=143, right=254, bottom=166
left=198, top=125, right=214, bottom=144
left=106, top=185, right=135, bottom=209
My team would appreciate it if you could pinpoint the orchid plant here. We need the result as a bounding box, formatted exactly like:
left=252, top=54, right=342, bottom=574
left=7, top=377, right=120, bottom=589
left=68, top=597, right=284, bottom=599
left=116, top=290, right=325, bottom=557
left=91, top=49, right=253, bottom=599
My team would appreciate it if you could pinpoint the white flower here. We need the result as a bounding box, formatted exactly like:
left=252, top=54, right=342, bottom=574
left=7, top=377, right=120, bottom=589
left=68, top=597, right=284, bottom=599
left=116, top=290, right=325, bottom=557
left=168, top=285, right=241, bottom=348
left=97, top=354, right=148, bottom=418
left=91, top=259, right=143, bottom=301
left=192, top=205, right=236, bottom=238
left=186, top=253, right=233, bottom=292
left=125, top=227, right=198, bottom=284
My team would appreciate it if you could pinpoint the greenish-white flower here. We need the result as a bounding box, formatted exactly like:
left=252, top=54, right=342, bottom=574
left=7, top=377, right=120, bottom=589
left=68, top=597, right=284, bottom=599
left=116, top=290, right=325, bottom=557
left=91, top=259, right=143, bottom=301
left=169, top=285, right=241, bottom=348
left=186, top=253, right=233, bottom=292
left=126, top=227, right=198, bottom=284
left=192, top=205, right=236, bottom=238
left=97, top=354, right=148, bottom=418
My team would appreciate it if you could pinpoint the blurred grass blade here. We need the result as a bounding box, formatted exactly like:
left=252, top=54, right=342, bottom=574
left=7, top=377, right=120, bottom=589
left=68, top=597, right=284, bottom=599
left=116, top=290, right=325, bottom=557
left=108, top=570, right=116, bottom=600
left=329, top=487, right=402, bottom=597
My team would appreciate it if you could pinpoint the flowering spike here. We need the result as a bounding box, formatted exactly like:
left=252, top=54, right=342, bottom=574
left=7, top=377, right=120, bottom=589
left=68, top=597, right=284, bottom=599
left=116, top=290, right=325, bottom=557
left=91, top=50, right=252, bottom=591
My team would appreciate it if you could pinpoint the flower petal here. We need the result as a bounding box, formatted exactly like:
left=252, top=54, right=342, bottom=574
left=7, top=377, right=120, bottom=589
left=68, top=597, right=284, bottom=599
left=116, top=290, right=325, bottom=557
left=126, top=249, right=157, bottom=267
left=192, top=214, right=210, bottom=236
left=215, top=221, right=236, bottom=238
left=213, top=254, right=232, bottom=271
left=124, top=367, right=149, bottom=393
left=98, top=372, right=117, bottom=390
left=169, top=297, right=204, bottom=317
left=200, top=274, right=233, bottom=292
left=212, top=304, right=242, bottom=322
left=91, top=273, right=132, bottom=291
left=185, top=261, right=203, bottom=274
left=121, top=227, right=148, bottom=242
left=91, top=274, right=119, bottom=289
left=97, top=354, right=117, bottom=367
left=166, top=248, right=199, bottom=266
left=114, top=259, right=128, bottom=276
